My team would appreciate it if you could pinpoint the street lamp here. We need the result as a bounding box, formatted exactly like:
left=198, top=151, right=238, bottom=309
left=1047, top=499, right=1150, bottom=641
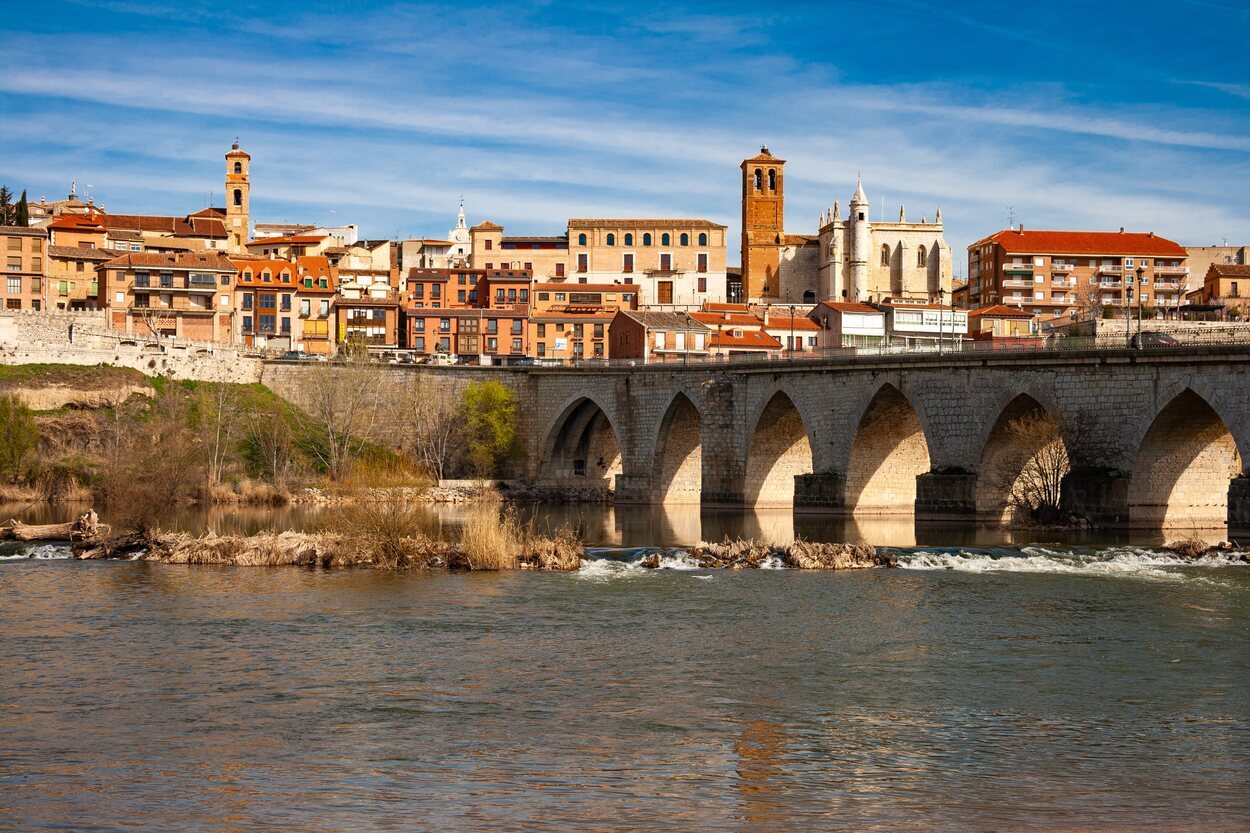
left=1124, top=272, right=1134, bottom=349
left=788, top=304, right=796, bottom=358
left=1135, top=264, right=1145, bottom=345
left=937, top=287, right=946, bottom=353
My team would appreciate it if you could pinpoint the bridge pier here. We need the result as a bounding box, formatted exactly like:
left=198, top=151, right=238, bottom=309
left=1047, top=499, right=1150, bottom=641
left=1061, top=466, right=1130, bottom=526
left=1227, top=476, right=1250, bottom=537
left=794, top=471, right=846, bottom=510
left=613, top=474, right=653, bottom=504
left=915, top=470, right=977, bottom=520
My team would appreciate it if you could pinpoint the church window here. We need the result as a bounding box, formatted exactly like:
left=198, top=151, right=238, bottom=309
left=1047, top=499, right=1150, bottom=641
left=233, top=189, right=242, bottom=206
left=233, top=162, right=242, bottom=174
left=643, top=233, right=652, bottom=246
left=624, top=233, right=633, bottom=246
left=607, top=233, right=615, bottom=246
left=754, top=169, right=763, bottom=191
left=698, top=232, right=708, bottom=246
left=680, top=233, right=689, bottom=246
left=881, top=245, right=890, bottom=266
left=661, top=233, right=670, bottom=246
left=917, top=245, right=927, bottom=267
left=578, top=233, right=587, bottom=246
left=768, top=169, right=777, bottom=191
left=803, top=290, right=815, bottom=303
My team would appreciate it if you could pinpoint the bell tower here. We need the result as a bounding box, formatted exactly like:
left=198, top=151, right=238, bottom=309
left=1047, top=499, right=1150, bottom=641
left=740, top=146, right=784, bottom=301
left=225, top=141, right=251, bottom=254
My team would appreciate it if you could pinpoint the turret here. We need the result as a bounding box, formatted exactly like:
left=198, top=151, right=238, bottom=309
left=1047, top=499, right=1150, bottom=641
left=849, top=179, right=870, bottom=301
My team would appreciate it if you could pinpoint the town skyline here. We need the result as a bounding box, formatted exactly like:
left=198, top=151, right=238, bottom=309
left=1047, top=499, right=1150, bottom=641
left=3, top=0, right=1248, bottom=263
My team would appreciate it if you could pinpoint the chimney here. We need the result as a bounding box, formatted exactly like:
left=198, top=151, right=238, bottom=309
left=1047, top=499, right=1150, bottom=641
left=1017, top=224, right=1024, bottom=234
left=1120, top=227, right=1125, bottom=233
left=762, top=306, right=770, bottom=325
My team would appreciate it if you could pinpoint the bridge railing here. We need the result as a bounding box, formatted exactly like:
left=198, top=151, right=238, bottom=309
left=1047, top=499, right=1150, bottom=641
left=507, top=326, right=1250, bottom=369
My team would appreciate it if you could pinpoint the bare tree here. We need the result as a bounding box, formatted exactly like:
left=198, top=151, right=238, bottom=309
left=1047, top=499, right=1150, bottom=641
left=1072, top=281, right=1103, bottom=324
left=196, top=382, right=243, bottom=487
left=292, top=361, right=384, bottom=480
left=135, top=304, right=175, bottom=341
left=246, top=414, right=296, bottom=486
left=984, top=410, right=1087, bottom=526
left=401, top=381, right=465, bottom=481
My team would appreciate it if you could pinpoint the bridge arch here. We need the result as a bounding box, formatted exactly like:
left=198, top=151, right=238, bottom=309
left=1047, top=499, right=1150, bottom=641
left=975, top=393, right=1069, bottom=525
left=844, top=383, right=931, bottom=515
left=744, top=390, right=814, bottom=507
left=539, top=395, right=623, bottom=487
left=651, top=391, right=703, bottom=503
left=1129, top=389, right=1242, bottom=529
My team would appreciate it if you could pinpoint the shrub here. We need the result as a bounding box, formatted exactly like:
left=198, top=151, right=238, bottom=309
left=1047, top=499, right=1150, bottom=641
left=0, top=393, right=39, bottom=480
left=459, top=380, right=517, bottom=478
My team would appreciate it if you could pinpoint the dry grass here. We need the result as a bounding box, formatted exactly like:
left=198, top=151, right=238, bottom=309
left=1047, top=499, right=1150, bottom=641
left=451, top=509, right=583, bottom=571
left=202, top=480, right=293, bottom=506
left=1163, top=536, right=1212, bottom=559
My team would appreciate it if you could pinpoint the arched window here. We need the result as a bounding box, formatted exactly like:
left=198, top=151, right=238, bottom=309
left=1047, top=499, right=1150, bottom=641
left=803, top=290, right=816, bottom=303
left=233, top=189, right=242, bottom=207
left=753, top=168, right=762, bottom=191
left=768, top=169, right=777, bottom=191
left=881, top=244, right=890, bottom=266
left=233, top=161, right=242, bottom=174
left=578, top=233, right=587, bottom=246
left=643, top=233, right=652, bottom=246
left=624, top=233, right=633, bottom=246
left=680, top=232, right=689, bottom=246
left=606, top=233, right=616, bottom=246
left=917, top=245, right=927, bottom=267
left=698, top=232, right=707, bottom=246
left=661, top=233, right=670, bottom=246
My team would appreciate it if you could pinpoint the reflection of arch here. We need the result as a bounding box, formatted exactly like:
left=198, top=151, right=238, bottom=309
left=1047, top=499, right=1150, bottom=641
left=540, top=397, right=622, bottom=487
left=745, top=391, right=813, bottom=507
left=1129, top=390, right=1241, bottom=528
left=845, top=384, right=930, bottom=515
left=652, top=392, right=702, bottom=503
left=976, top=394, right=1068, bottom=524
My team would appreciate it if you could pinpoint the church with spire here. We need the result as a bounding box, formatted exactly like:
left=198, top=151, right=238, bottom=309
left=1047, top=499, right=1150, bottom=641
left=739, top=147, right=952, bottom=305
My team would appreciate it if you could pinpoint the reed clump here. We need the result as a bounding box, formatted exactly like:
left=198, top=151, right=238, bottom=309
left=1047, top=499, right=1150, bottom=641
left=688, top=537, right=894, bottom=570
left=451, top=508, right=583, bottom=571
left=1163, top=536, right=1213, bottom=560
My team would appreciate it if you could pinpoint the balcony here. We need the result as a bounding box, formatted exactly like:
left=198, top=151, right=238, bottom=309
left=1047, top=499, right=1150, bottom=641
left=1098, top=280, right=1123, bottom=289
left=1002, top=278, right=1035, bottom=288
left=1051, top=262, right=1075, bottom=272
left=1003, top=265, right=1033, bottom=274
left=1098, top=264, right=1123, bottom=274
left=1155, top=265, right=1189, bottom=275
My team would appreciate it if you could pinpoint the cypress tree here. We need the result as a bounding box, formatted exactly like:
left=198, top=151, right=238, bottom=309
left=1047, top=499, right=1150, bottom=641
left=0, top=186, right=11, bottom=226
left=15, top=190, right=28, bottom=226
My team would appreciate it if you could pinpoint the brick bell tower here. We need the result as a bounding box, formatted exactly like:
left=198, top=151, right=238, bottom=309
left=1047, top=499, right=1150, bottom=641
left=225, top=140, right=251, bottom=254
left=740, top=146, right=784, bottom=301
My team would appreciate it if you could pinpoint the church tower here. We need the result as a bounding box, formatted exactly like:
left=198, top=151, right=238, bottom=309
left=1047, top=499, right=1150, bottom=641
left=741, top=146, right=784, bottom=301
left=225, top=141, right=251, bottom=254
left=848, top=178, right=870, bottom=301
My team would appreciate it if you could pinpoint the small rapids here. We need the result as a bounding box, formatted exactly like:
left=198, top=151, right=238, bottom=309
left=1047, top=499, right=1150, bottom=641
left=0, top=544, right=73, bottom=561
left=897, top=545, right=1248, bottom=582
left=576, top=548, right=704, bottom=580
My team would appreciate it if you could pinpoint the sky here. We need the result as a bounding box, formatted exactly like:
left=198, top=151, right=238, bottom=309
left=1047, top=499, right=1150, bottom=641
left=2, top=0, right=1248, bottom=269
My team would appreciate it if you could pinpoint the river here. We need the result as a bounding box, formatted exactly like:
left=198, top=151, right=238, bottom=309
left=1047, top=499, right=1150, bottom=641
left=2, top=503, right=1249, bottom=831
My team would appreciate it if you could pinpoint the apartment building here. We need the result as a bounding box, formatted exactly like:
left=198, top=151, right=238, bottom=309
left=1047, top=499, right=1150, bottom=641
left=1187, top=264, right=1250, bottom=318
left=968, top=228, right=1189, bottom=318
left=2, top=227, right=47, bottom=311
left=608, top=311, right=711, bottom=363
left=529, top=281, right=637, bottom=362
left=403, top=268, right=531, bottom=363
left=294, top=256, right=337, bottom=355
left=98, top=252, right=236, bottom=341
left=235, top=259, right=298, bottom=348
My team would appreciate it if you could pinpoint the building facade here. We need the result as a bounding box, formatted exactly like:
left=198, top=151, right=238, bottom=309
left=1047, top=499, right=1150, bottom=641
left=2, top=227, right=47, bottom=311
left=98, top=252, right=236, bottom=341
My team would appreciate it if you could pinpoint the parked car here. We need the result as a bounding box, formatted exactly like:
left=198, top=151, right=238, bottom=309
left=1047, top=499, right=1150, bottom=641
left=278, top=350, right=324, bottom=361
left=509, top=356, right=540, bottom=367
left=427, top=352, right=455, bottom=366
left=1130, top=332, right=1181, bottom=349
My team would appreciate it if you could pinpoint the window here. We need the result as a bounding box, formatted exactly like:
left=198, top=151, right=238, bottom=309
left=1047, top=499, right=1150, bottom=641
left=536, top=342, right=546, bottom=356
left=259, top=292, right=276, bottom=309
left=555, top=292, right=566, bottom=302
left=537, top=322, right=548, bottom=338
left=768, top=169, right=777, bottom=191
left=31, top=256, right=41, bottom=271
left=486, top=319, right=498, bottom=334
left=281, top=294, right=291, bottom=311
left=487, top=337, right=497, bottom=352
left=523, top=262, right=533, bottom=271
left=643, top=233, right=652, bottom=247
left=262, top=271, right=271, bottom=283
left=233, top=189, right=242, bottom=206
left=512, top=319, right=523, bottom=335
left=6, top=238, right=20, bottom=252
left=578, top=233, right=587, bottom=246
left=656, top=331, right=666, bottom=349
left=115, top=291, right=124, bottom=304
left=431, top=284, right=441, bottom=299
left=881, top=245, right=890, bottom=266
left=660, top=253, right=672, bottom=271
left=607, top=233, right=616, bottom=246
left=159, top=272, right=173, bottom=289
left=76, top=261, right=84, bottom=273
left=414, top=337, right=425, bottom=353
left=234, top=161, right=242, bottom=174
left=697, top=253, right=708, bottom=273
left=496, top=288, right=505, bottom=303
left=281, top=317, right=291, bottom=334
left=917, top=246, right=927, bottom=267
left=438, top=337, right=450, bottom=352
left=413, top=284, right=424, bottom=299
left=593, top=323, right=604, bottom=338
left=753, top=168, right=762, bottom=191
left=300, top=299, right=311, bottom=316
left=577, top=253, right=588, bottom=273
left=242, top=293, right=253, bottom=310
left=133, top=292, right=148, bottom=308
left=555, top=262, right=565, bottom=278
left=320, top=299, right=329, bottom=315
left=624, top=233, right=634, bottom=246
left=6, top=277, right=20, bottom=294
left=519, top=289, right=529, bottom=302
left=457, top=290, right=465, bottom=303
left=698, top=232, right=708, bottom=246
left=698, top=277, right=707, bottom=293
left=623, top=253, right=634, bottom=273
left=243, top=315, right=252, bottom=331
left=680, top=233, right=689, bottom=246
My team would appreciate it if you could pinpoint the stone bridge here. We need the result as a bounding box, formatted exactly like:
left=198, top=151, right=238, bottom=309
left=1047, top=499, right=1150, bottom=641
left=505, top=346, right=1250, bottom=531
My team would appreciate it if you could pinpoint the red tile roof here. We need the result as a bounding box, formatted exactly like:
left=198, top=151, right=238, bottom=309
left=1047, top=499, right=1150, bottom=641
left=246, top=234, right=328, bottom=247
left=690, top=311, right=760, bottom=328
left=534, top=282, right=632, bottom=291
left=104, top=213, right=227, bottom=239
left=1208, top=264, right=1250, bottom=279
left=102, top=252, right=236, bottom=271
left=48, top=214, right=106, bottom=231
left=981, top=228, right=1186, bottom=257
left=567, top=218, right=726, bottom=230
left=968, top=304, right=1035, bottom=319
left=711, top=330, right=782, bottom=350
left=762, top=315, right=820, bottom=331
left=815, top=301, right=880, bottom=314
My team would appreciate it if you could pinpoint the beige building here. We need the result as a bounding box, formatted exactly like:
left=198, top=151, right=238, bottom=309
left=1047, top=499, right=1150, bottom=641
left=1186, top=245, right=1247, bottom=291
left=2, top=227, right=47, bottom=311
left=740, top=147, right=952, bottom=304
left=98, top=252, right=237, bottom=342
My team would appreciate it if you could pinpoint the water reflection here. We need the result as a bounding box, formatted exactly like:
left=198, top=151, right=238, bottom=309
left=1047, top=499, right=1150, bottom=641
left=1, top=500, right=1224, bottom=548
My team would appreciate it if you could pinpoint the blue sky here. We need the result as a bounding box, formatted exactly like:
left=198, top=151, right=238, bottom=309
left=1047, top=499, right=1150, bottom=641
left=2, top=0, right=1248, bottom=268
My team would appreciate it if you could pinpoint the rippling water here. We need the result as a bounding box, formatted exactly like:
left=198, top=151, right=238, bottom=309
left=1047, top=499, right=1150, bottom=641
left=3, top=541, right=1249, bottom=832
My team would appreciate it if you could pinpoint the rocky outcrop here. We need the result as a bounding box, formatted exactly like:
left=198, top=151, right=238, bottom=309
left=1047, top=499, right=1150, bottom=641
left=687, top=537, right=895, bottom=570
left=1162, top=537, right=1243, bottom=560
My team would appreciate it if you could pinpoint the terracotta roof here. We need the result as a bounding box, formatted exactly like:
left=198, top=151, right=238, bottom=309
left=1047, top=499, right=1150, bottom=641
left=246, top=234, right=328, bottom=246
left=711, top=330, right=782, bottom=350
left=102, top=251, right=236, bottom=271
left=567, top=219, right=726, bottom=230
left=103, top=213, right=227, bottom=239
left=485, top=270, right=532, bottom=282
left=106, top=229, right=144, bottom=242
left=968, top=304, right=1035, bottom=319
left=48, top=214, right=106, bottom=231
left=690, top=311, right=760, bottom=328
left=234, top=259, right=296, bottom=283
left=0, top=226, right=48, bottom=238
left=783, top=234, right=817, bottom=246
left=534, top=282, right=632, bottom=291
left=741, top=147, right=783, bottom=164
left=470, top=221, right=503, bottom=231
left=614, top=310, right=710, bottom=331
left=225, top=146, right=251, bottom=159
left=762, top=315, right=821, bottom=331
left=187, top=207, right=226, bottom=219
left=532, top=310, right=615, bottom=321
left=415, top=239, right=455, bottom=246
left=47, top=245, right=113, bottom=261
left=815, top=301, right=880, bottom=314
left=502, top=235, right=568, bottom=244
left=702, top=302, right=750, bottom=312
left=981, top=228, right=1186, bottom=257
left=1207, top=264, right=1250, bottom=279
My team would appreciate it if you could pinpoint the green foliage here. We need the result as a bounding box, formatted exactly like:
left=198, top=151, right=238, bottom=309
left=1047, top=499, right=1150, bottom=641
left=15, top=191, right=28, bottom=227
left=458, top=380, right=517, bottom=477
left=0, top=393, right=39, bottom=479
left=1101, top=304, right=1118, bottom=320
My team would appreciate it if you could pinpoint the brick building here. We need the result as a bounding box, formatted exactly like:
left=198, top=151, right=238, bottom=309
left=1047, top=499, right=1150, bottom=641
left=98, top=251, right=236, bottom=341
left=2, top=227, right=47, bottom=311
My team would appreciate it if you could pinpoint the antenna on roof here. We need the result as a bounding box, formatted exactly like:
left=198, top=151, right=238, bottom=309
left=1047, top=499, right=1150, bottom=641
left=1007, top=206, right=1016, bottom=230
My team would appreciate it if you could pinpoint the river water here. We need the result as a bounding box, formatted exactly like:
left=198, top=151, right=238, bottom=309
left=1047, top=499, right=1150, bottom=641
left=3, top=503, right=1250, bottom=831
